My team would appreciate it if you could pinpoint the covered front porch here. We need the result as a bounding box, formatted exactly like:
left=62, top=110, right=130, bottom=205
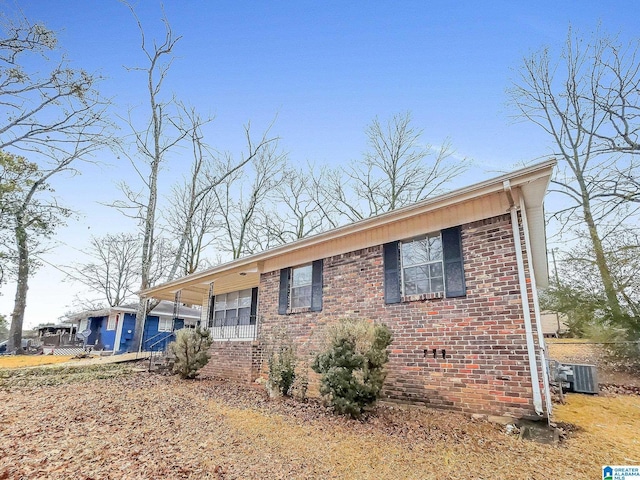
left=143, top=261, right=263, bottom=341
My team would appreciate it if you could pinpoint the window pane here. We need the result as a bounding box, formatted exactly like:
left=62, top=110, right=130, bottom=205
left=214, top=310, right=225, bottom=327
left=238, top=307, right=251, bottom=324
left=291, top=285, right=312, bottom=308
left=431, top=276, right=444, bottom=292
left=224, top=309, right=237, bottom=326
left=214, top=294, right=226, bottom=311
left=402, top=240, right=429, bottom=267
left=429, top=236, right=443, bottom=261
left=404, top=279, right=418, bottom=296
left=405, top=266, right=427, bottom=282
left=226, top=291, right=239, bottom=310
left=239, top=289, right=252, bottom=307
left=429, top=262, right=443, bottom=278
left=292, top=265, right=312, bottom=287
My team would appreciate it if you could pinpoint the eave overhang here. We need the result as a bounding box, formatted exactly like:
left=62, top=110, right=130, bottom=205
left=142, top=159, right=556, bottom=303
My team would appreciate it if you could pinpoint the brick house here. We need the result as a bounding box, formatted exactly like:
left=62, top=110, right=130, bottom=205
left=142, top=160, right=555, bottom=419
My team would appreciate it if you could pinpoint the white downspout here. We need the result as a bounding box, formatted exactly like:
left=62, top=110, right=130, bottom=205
left=519, top=197, right=553, bottom=418
left=504, top=181, right=544, bottom=416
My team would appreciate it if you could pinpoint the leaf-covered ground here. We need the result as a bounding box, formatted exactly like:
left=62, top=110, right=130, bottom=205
left=1, top=370, right=638, bottom=480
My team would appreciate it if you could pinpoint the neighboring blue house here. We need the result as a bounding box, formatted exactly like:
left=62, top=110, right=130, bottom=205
left=68, top=301, right=202, bottom=354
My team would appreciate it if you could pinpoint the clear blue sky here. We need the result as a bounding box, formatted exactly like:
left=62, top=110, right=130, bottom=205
left=1, top=0, right=636, bottom=327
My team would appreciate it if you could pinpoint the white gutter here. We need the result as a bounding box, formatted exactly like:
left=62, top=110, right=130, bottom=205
left=519, top=197, right=553, bottom=418
left=142, top=159, right=557, bottom=298
left=505, top=181, right=544, bottom=416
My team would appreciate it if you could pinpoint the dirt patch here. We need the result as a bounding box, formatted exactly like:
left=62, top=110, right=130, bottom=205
left=0, top=373, right=637, bottom=479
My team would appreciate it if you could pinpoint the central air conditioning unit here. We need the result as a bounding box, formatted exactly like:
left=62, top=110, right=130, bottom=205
left=564, top=363, right=599, bottom=394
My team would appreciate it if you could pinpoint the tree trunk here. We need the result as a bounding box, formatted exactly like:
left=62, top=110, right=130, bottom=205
left=131, top=157, right=159, bottom=352
left=578, top=179, right=623, bottom=319
left=8, top=214, right=29, bottom=353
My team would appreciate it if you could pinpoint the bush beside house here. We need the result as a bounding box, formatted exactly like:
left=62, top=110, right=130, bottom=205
left=312, top=319, right=392, bottom=418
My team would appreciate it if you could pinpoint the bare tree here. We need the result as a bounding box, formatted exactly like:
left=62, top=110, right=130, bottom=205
left=113, top=5, right=190, bottom=351
left=163, top=109, right=276, bottom=277
left=71, top=233, right=141, bottom=307
left=117, top=6, right=277, bottom=350
left=212, top=141, right=287, bottom=259
left=326, top=112, right=468, bottom=222
left=0, top=16, right=110, bottom=353
left=510, top=28, right=640, bottom=324
left=253, top=163, right=335, bottom=247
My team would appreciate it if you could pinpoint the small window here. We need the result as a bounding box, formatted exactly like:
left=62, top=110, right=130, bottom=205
left=290, top=264, right=313, bottom=308
left=400, top=234, right=444, bottom=296
left=106, top=314, right=118, bottom=331
left=158, top=318, right=172, bottom=332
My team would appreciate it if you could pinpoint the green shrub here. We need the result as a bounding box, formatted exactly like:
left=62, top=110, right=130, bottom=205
left=312, top=318, right=393, bottom=418
left=169, top=326, right=213, bottom=379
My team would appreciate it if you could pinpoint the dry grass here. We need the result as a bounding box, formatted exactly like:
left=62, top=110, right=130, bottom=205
left=1, top=372, right=638, bottom=479
left=0, top=355, right=75, bottom=369
left=554, top=393, right=640, bottom=464
left=546, top=338, right=592, bottom=344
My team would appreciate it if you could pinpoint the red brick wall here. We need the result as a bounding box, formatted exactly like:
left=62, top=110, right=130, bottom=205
left=203, top=213, right=545, bottom=417
left=256, top=213, right=544, bottom=418
left=200, top=341, right=261, bottom=384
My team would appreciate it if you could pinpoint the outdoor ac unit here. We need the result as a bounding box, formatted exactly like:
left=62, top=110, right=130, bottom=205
left=564, top=363, right=599, bottom=394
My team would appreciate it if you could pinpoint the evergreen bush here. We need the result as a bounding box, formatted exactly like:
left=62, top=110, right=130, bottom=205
left=312, top=318, right=393, bottom=418
left=169, top=326, right=213, bottom=379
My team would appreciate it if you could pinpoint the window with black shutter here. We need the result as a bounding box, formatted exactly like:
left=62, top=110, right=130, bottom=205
left=441, top=226, right=466, bottom=297
left=384, top=227, right=466, bottom=302
left=278, top=261, right=324, bottom=313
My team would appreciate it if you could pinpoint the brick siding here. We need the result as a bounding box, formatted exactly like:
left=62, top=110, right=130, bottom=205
left=200, top=341, right=261, bottom=384
left=208, top=213, right=545, bottom=418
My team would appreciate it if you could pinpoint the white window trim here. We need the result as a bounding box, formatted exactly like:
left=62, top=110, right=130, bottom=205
left=290, top=263, right=313, bottom=309
left=400, top=233, right=444, bottom=297
left=158, top=317, right=173, bottom=332
left=106, top=314, right=118, bottom=331
left=212, top=289, right=253, bottom=327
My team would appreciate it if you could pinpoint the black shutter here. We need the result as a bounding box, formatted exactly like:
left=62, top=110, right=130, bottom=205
left=310, top=259, right=323, bottom=312
left=442, top=226, right=466, bottom=297
left=250, top=287, right=259, bottom=325
left=208, top=294, right=216, bottom=328
left=383, top=241, right=402, bottom=304
left=278, top=268, right=290, bottom=314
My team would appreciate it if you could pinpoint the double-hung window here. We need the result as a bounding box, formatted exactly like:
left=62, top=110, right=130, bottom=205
left=383, top=226, right=466, bottom=303
left=278, top=260, right=324, bottom=314
left=158, top=317, right=172, bottom=332
left=106, top=314, right=118, bottom=331
left=290, top=264, right=313, bottom=309
left=400, top=234, right=444, bottom=296
left=212, top=289, right=254, bottom=327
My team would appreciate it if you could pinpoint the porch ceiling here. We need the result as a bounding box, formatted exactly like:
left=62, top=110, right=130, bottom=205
left=145, top=269, right=260, bottom=307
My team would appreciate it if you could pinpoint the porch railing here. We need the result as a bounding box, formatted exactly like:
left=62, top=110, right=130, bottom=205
left=145, top=332, right=176, bottom=372
left=208, top=315, right=259, bottom=341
